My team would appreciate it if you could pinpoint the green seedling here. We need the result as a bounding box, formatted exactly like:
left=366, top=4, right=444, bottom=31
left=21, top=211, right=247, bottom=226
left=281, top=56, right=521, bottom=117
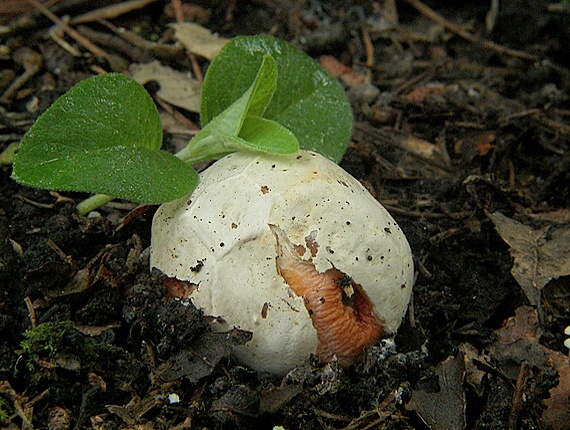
left=11, top=35, right=353, bottom=214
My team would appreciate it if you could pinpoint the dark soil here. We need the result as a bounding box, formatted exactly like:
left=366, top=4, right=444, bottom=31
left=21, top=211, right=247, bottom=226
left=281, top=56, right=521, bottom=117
left=1, top=1, right=569, bottom=429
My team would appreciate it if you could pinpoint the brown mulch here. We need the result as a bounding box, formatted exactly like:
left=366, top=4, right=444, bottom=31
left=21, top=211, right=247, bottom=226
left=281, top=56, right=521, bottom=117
left=1, top=0, right=569, bottom=429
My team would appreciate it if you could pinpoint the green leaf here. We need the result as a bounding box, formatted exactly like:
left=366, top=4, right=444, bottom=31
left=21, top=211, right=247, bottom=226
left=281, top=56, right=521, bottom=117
left=210, top=117, right=299, bottom=156
left=12, top=73, right=198, bottom=203
left=244, top=55, right=278, bottom=118
left=19, top=146, right=197, bottom=204
left=200, top=35, right=353, bottom=162
left=203, top=55, right=277, bottom=137
left=238, top=117, right=298, bottom=154
left=177, top=55, right=284, bottom=163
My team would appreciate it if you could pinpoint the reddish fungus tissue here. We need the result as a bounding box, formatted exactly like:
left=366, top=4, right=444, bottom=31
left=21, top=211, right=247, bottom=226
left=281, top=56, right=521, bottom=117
left=270, top=225, right=384, bottom=365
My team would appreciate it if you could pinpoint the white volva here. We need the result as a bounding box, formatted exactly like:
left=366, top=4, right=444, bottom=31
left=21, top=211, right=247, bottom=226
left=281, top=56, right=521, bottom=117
left=150, top=150, right=413, bottom=375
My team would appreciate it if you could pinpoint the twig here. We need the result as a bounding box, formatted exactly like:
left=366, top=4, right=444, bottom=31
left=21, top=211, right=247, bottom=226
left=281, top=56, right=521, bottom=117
left=535, top=114, right=570, bottom=138
left=403, top=0, right=538, bottom=61
left=188, top=52, right=204, bottom=83
left=362, top=27, right=375, bottom=68
left=70, top=0, right=159, bottom=24
left=14, top=194, right=55, bottom=209
left=28, top=0, right=110, bottom=60
left=171, top=0, right=185, bottom=24
left=313, top=409, right=352, bottom=422
left=507, top=362, right=530, bottom=430
left=153, top=94, right=200, bottom=131
left=99, top=20, right=184, bottom=60
left=0, top=48, right=43, bottom=102
left=170, top=0, right=204, bottom=82
left=77, top=25, right=152, bottom=62
left=383, top=204, right=471, bottom=220
left=49, top=23, right=84, bottom=57
left=24, top=297, right=37, bottom=329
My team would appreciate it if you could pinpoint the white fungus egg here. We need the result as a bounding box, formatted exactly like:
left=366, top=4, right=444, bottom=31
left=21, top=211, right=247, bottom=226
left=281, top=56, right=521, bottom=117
left=150, top=150, right=414, bottom=375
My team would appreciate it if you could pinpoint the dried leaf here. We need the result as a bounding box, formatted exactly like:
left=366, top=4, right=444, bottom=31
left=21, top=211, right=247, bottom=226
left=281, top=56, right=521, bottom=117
left=525, top=209, right=570, bottom=224
left=494, top=305, right=541, bottom=345
left=106, top=396, right=160, bottom=426
left=458, top=343, right=486, bottom=395
left=211, top=385, right=260, bottom=417
left=541, top=347, right=570, bottom=428
left=487, top=212, right=570, bottom=308
left=487, top=306, right=570, bottom=425
left=407, top=354, right=466, bottom=430
left=130, top=61, right=200, bottom=113
left=156, top=329, right=252, bottom=382
left=259, top=384, right=303, bottom=414
left=489, top=306, right=546, bottom=379
left=171, top=22, right=229, bottom=60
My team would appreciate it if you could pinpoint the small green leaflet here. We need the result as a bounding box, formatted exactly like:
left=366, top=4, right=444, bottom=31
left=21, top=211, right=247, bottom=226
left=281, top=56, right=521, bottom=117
left=178, top=55, right=299, bottom=163
left=200, top=35, right=353, bottom=162
left=204, top=55, right=278, bottom=137
left=12, top=73, right=198, bottom=204
left=236, top=116, right=298, bottom=154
